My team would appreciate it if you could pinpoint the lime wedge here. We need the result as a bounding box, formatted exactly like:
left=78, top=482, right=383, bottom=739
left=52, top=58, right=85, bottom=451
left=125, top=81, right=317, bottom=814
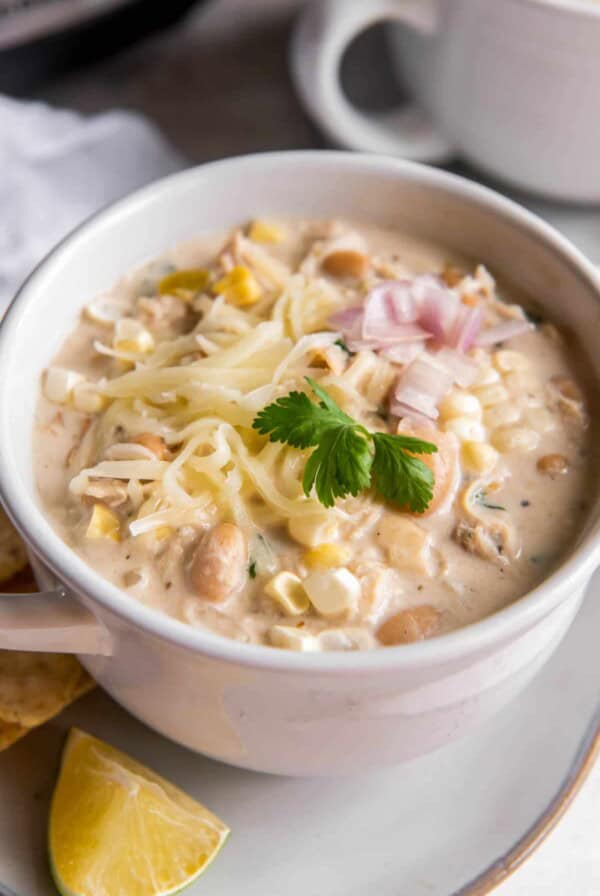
left=49, top=728, right=229, bottom=896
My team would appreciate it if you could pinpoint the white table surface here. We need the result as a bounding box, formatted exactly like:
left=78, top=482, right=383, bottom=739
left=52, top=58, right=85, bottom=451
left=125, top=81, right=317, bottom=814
left=23, top=1, right=600, bottom=891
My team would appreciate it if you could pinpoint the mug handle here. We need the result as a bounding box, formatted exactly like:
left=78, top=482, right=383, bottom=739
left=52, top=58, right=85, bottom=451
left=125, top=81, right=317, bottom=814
left=290, top=0, right=453, bottom=162
left=0, top=565, right=111, bottom=655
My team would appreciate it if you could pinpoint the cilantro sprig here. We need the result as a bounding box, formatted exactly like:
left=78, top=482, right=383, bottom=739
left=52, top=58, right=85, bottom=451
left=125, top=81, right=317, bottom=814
left=252, top=378, right=437, bottom=512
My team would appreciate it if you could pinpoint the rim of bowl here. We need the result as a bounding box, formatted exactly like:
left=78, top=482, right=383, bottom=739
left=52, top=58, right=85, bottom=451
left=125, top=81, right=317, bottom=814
left=1, top=150, right=599, bottom=673
left=520, top=0, right=600, bottom=17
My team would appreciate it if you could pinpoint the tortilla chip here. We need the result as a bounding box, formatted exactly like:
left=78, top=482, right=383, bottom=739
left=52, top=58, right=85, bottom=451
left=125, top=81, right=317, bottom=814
left=0, top=512, right=96, bottom=749
left=0, top=652, right=94, bottom=727
left=0, top=719, right=28, bottom=750
left=0, top=508, right=28, bottom=583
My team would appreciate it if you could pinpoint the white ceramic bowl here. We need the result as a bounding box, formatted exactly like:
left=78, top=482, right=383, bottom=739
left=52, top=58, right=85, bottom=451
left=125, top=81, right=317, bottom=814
left=0, top=152, right=599, bottom=776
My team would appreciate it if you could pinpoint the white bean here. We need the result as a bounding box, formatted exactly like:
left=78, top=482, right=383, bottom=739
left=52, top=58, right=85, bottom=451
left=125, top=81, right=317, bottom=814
left=190, top=523, right=247, bottom=602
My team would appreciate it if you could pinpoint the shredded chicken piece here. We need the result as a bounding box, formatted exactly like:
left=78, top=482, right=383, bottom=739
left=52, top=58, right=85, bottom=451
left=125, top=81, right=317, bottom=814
left=547, top=376, right=587, bottom=426
left=136, top=295, right=190, bottom=331
left=370, top=253, right=412, bottom=281
left=309, top=343, right=348, bottom=377
left=218, top=231, right=291, bottom=290
left=453, top=479, right=520, bottom=565
left=81, top=477, right=129, bottom=508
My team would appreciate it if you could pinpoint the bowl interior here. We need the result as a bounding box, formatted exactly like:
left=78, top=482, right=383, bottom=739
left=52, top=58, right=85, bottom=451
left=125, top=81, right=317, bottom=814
left=1, top=152, right=599, bottom=662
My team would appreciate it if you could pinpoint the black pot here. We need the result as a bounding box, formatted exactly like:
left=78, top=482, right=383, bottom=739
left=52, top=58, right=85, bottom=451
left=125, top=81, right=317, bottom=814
left=0, top=0, right=209, bottom=93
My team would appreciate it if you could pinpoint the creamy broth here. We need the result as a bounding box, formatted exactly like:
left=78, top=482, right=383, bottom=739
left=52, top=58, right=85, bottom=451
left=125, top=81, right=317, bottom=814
left=34, top=219, right=598, bottom=651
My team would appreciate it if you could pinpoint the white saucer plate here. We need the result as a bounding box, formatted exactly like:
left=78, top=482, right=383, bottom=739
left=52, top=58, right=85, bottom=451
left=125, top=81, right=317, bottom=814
left=2, top=570, right=600, bottom=896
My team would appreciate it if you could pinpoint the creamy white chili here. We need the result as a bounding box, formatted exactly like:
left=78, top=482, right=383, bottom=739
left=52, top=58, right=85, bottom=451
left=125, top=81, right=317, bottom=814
left=34, top=219, right=597, bottom=651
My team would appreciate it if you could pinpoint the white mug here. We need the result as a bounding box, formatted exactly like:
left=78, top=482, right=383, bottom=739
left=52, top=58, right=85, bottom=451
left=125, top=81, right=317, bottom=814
left=291, top=0, right=600, bottom=202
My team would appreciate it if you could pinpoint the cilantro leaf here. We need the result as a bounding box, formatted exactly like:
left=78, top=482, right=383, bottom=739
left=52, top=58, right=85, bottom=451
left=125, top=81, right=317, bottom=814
left=252, top=389, right=337, bottom=448
left=387, top=433, right=438, bottom=456
left=305, top=377, right=357, bottom=426
left=252, top=378, right=438, bottom=513
left=371, top=432, right=436, bottom=514
left=302, top=425, right=373, bottom=508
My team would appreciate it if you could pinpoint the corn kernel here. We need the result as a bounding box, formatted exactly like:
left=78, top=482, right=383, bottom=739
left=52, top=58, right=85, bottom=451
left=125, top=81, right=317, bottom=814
left=468, top=348, right=489, bottom=365
left=493, top=350, right=530, bottom=373
left=154, top=526, right=172, bottom=541
left=483, top=402, right=521, bottom=429
left=158, top=268, right=210, bottom=298
left=439, top=390, right=482, bottom=421
left=264, top=571, right=310, bottom=616
left=474, top=383, right=509, bottom=407
left=213, top=266, right=261, bottom=306
left=504, top=371, right=539, bottom=393
left=492, top=426, right=539, bottom=454
left=114, top=319, right=154, bottom=354
left=376, top=516, right=433, bottom=575
left=303, top=568, right=361, bottom=619
left=288, top=512, right=338, bottom=547
left=444, top=417, right=486, bottom=443
left=44, top=367, right=84, bottom=404
left=317, top=627, right=374, bottom=651
left=303, top=543, right=352, bottom=569
left=269, top=625, right=319, bottom=652
left=86, top=504, right=121, bottom=542
left=248, top=220, right=284, bottom=244
left=521, top=394, right=544, bottom=409
left=72, top=381, right=108, bottom=414
left=470, top=365, right=501, bottom=388
left=137, top=524, right=173, bottom=551
left=523, top=407, right=557, bottom=434
left=462, top=441, right=499, bottom=475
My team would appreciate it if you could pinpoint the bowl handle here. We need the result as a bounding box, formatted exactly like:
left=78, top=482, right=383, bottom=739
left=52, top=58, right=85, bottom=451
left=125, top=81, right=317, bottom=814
left=290, top=0, right=453, bottom=161
left=0, top=588, right=112, bottom=655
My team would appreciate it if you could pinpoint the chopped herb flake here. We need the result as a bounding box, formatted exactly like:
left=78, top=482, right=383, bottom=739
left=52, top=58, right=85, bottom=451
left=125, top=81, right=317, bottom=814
left=334, top=338, right=353, bottom=355
left=475, top=489, right=506, bottom=511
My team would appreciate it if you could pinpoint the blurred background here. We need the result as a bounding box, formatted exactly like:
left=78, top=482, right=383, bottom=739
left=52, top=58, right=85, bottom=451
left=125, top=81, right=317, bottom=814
left=2, top=0, right=599, bottom=274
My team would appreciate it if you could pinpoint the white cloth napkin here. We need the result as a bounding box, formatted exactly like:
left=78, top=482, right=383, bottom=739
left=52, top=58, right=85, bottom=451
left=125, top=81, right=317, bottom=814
left=0, top=94, right=184, bottom=312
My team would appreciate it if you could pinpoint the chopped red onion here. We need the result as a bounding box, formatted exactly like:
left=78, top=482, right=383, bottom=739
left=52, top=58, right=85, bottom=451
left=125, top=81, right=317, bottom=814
left=417, top=284, right=460, bottom=344
left=386, top=323, right=431, bottom=343
left=379, top=341, right=426, bottom=365
left=346, top=338, right=382, bottom=352
left=362, top=282, right=402, bottom=341
left=434, top=347, right=479, bottom=388
left=349, top=326, right=430, bottom=355
left=329, top=306, right=363, bottom=330
left=448, top=305, right=483, bottom=352
left=331, top=276, right=489, bottom=373
left=391, top=386, right=440, bottom=420
left=392, top=354, right=454, bottom=420
left=385, top=280, right=418, bottom=323
left=389, top=400, right=433, bottom=425
left=411, top=273, right=443, bottom=296
left=362, top=280, right=420, bottom=341
left=476, top=319, right=534, bottom=346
